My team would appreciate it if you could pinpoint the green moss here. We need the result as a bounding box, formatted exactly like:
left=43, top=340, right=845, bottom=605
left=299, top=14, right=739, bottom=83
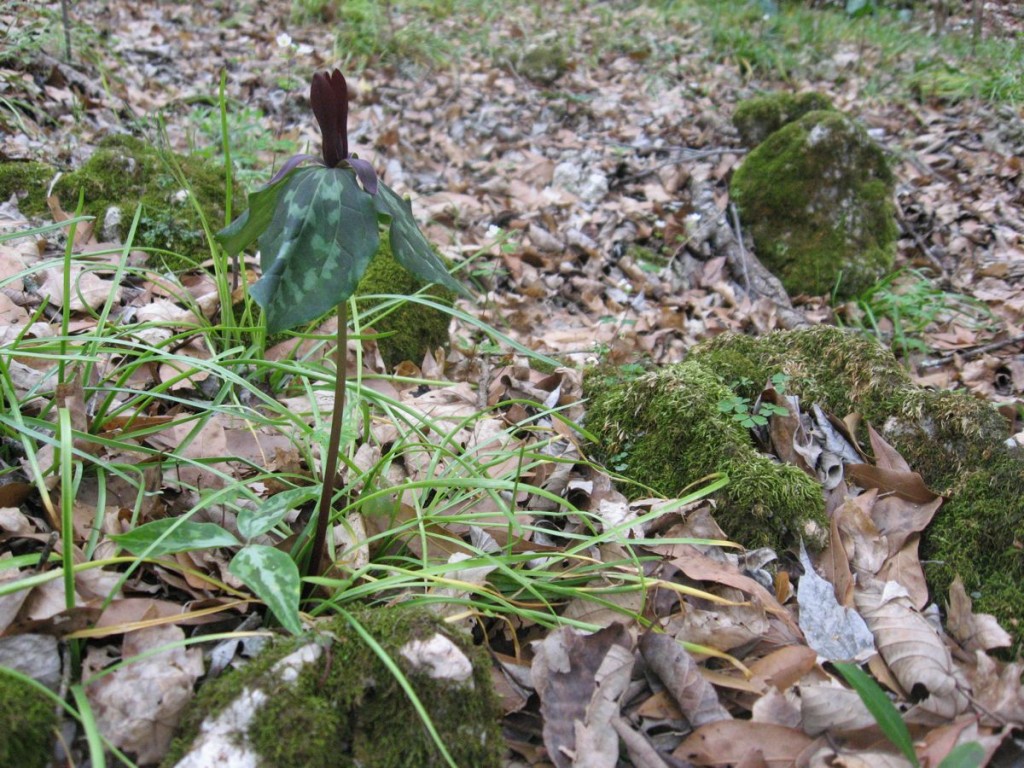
left=518, top=43, right=568, bottom=84
left=922, top=451, right=1024, bottom=654
left=690, top=326, right=1006, bottom=486
left=732, top=91, right=835, bottom=147
left=0, top=160, right=56, bottom=218
left=690, top=326, right=1023, bottom=648
left=355, top=237, right=454, bottom=368
left=584, top=360, right=828, bottom=551
left=0, top=673, right=56, bottom=768
left=166, top=607, right=502, bottom=768
left=46, top=134, right=243, bottom=270
left=730, top=110, right=897, bottom=298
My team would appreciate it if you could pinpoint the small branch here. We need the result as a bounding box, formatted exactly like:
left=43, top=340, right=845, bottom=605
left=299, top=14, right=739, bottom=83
left=918, top=332, right=1024, bottom=370
left=304, top=302, right=348, bottom=601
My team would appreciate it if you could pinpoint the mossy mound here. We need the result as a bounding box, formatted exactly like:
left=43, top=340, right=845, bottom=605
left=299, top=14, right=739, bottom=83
left=355, top=237, right=454, bottom=368
left=4, top=135, right=243, bottom=269
left=732, top=91, right=835, bottom=147
left=518, top=43, right=568, bottom=84
left=165, top=607, right=502, bottom=768
left=0, top=673, right=56, bottom=768
left=690, top=325, right=1022, bottom=649
left=584, top=360, right=828, bottom=551
left=0, top=160, right=57, bottom=214
left=730, top=110, right=897, bottom=299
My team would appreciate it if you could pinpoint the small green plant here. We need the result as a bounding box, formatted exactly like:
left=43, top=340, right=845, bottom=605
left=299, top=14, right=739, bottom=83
left=832, top=662, right=985, bottom=768
left=717, top=373, right=790, bottom=428
left=113, top=69, right=469, bottom=633
left=837, top=268, right=994, bottom=359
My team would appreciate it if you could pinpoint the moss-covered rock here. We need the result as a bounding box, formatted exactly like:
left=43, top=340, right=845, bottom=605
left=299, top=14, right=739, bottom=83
left=165, top=607, right=502, bottom=768
left=584, top=360, right=828, bottom=551
left=730, top=110, right=897, bottom=299
left=355, top=238, right=454, bottom=368
left=518, top=42, right=568, bottom=84
left=0, top=160, right=57, bottom=216
left=690, top=325, right=1022, bottom=649
left=0, top=673, right=56, bottom=768
left=732, top=91, right=835, bottom=148
left=5, top=135, right=242, bottom=269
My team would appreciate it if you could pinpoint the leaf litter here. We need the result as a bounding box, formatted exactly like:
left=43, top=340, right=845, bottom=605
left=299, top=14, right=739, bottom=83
left=1, top=0, right=1023, bottom=765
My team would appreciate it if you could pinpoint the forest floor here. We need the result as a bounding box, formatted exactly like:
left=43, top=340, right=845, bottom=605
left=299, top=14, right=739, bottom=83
left=1, top=1, right=1024, bottom=766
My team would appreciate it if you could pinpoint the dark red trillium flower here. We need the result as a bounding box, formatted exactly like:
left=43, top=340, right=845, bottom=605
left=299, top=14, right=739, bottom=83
left=272, top=69, right=378, bottom=195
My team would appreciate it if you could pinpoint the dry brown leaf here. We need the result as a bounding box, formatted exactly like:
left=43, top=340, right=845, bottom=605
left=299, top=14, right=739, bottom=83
left=945, top=575, right=1012, bottom=652
left=639, top=631, right=732, bottom=727
left=85, top=625, right=203, bottom=764
left=854, top=580, right=971, bottom=720
left=673, top=720, right=813, bottom=767
left=532, top=624, right=633, bottom=768
left=748, top=645, right=818, bottom=692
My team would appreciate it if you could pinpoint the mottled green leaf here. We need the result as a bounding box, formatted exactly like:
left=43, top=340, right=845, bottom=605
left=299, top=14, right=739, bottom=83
left=374, top=182, right=469, bottom=297
left=229, top=545, right=303, bottom=636
left=215, top=166, right=302, bottom=256
left=110, top=518, right=238, bottom=557
left=237, top=487, right=319, bottom=541
left=251, top=166, right=380, bottom=334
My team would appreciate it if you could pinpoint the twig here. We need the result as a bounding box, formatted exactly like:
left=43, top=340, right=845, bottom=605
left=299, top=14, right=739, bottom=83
left=918, top=333, right=1024, bottom=369
left=728, top=202, right=750, bottom=294
left=60, top=0, right=72, bottom=62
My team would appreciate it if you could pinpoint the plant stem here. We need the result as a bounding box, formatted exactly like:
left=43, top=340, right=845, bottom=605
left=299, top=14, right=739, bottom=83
left=304, top=302, right=348, bottom=600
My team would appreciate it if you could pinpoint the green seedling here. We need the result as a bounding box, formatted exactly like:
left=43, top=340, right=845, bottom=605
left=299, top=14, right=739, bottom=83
left=717, top=373, right=790, bottom=429
left=113, top=69, right=469, bottom=633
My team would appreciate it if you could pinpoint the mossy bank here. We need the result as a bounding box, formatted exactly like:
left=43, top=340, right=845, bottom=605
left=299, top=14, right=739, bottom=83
left=584, top=359, right=829, bottom=551
left=0, top=134, right=242, bottom=269
left=355, top=237, right=455, bottom=368
left=164, top=607, right=502, bottom=768
left=690, top=325, right=1022, bottom=650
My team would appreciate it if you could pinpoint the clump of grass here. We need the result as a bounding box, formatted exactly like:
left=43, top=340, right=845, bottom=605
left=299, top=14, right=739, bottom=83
left=836, top=268, right=995, bottom=360
left=656, top=0, right=1024, bottom=104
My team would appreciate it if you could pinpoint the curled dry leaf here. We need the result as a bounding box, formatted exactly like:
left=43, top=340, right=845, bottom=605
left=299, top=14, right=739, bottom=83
left=639, top=631, right=731, bottom=727
left=854, top=579, right=971, bottom=721
left=945, top=575, right=1012, bottom=653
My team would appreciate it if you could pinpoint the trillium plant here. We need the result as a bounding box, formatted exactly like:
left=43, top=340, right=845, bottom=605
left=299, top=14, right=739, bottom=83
left=112, top=70, right=467, bottom=635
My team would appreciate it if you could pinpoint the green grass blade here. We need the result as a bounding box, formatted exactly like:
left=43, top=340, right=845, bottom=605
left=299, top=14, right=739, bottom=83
left=833, top=661, right=919, bottom=767
left=71, top=683, right=107, bottom=768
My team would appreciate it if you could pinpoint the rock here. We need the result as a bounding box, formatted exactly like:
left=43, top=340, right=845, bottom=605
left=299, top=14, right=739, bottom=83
left=730, top=110, right=897, bottom=299
left=732, top=91, right=834, bottom=148
left=164, top=607, right=503, bottom=768
left=518, top=42, right=568, bottom=85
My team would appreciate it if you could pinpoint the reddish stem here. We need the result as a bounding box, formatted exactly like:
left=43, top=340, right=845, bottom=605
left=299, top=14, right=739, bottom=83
left=304, top=302, right=348, bottom=601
